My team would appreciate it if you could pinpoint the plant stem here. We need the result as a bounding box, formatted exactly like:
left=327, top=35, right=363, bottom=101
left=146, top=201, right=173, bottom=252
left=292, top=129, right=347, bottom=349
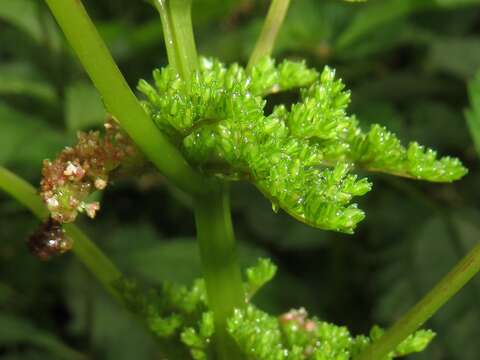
left=0, top=167, right=123, bottom=301
left=194, top=185, right=245, bottom=360
left=247, top=0, right=291, bottom=70
left=355, top=241, right=480, bottom=360
left=42, top=0, right=210, bottom=195
left=154, top=1, right=245, bottom=357
left=153, top=0, right=198, bottom=82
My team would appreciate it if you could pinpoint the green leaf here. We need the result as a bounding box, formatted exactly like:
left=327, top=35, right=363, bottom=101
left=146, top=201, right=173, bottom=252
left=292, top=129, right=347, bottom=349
left=335, top=0, right=424, bottom=51
left=435, top=0, right=480, bottom=6
left=0, top=62, right=57, bottom=103
left=0, top=103, right=65, bottom=170
left=335, top=0, right=480, bottom=52
left=0, top=312, right=85, bottom=360
left=103, top=223, right=268, bottom=285
left=63, top=263, right=158, bottom=360
left=466, top=72, right=480, bottom=158
left=376, top=209, right=480, bottom=359
left=0, top=0, right=43, bottom=42
left=428, top=37, right=480, bottom=78
left=65, top=81, right=105, bottom=132
left=0, top=0, right=61, bottom=47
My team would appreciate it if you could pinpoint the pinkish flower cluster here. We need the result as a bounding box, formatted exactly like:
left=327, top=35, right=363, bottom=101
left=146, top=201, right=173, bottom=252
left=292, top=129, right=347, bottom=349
left=279, top=307, right=317, bottom=332
left=279, top=308, right=319, bottom=356
left=40, top=118, right=140, bottom=223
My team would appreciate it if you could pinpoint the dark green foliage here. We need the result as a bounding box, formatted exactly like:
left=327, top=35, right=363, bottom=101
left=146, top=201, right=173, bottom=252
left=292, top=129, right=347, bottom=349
left=1, top=0, right=479, bottom=359
left=466, top=72, right=480, bottom=157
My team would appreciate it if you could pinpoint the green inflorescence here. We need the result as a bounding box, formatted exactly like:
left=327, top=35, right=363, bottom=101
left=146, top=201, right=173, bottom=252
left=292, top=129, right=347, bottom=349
left=138, top=56, right=467, bottom=234
left=117, top=258, right=434, bottom=360
left=227, top=305, right=435, bottom=360
left=245, top=258, right=277, bottom=301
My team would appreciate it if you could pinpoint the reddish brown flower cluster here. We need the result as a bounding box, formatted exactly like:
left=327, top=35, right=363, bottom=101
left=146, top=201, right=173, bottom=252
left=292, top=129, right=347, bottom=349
left=28, top=218, right=72, bottom=260
left=40, top=117, right=140, bottom=223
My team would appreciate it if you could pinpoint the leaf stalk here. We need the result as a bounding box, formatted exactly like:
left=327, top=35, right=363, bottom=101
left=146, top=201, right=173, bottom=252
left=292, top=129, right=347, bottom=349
left=247, top=0, right=291, bottom=70
left=153, top=0, right=198, bottom=82
left=355, top=241, right=480, bottom=360
left=42, top=0, right=210, bottom=195
left=0, top=167, right=123, bottom=301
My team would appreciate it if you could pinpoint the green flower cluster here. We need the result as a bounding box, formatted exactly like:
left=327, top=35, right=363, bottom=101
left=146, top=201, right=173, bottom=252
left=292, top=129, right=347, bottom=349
left=228, top=305, right=434, bottom=360
left=118, top=259, right=434, bottom=360
left=139, top=57, right=467, bottom=233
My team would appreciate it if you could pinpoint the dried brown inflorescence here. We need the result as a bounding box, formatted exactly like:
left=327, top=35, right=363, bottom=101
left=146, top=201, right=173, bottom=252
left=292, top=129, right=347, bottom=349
left=40, top=117, right=141, bottom=223
left=28, top=217, right=72, bottom=260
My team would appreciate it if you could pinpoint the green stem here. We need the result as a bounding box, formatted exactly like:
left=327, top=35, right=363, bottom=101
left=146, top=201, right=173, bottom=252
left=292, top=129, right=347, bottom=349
left=153, top=0, right=198, bottom=81
left=194, top=185, right=245, bottom=360
left=247, top=0, right=291, bottom=70
left=355, top=241, right=480, bottom=360
left=0, top=167, right=123, bottom=301
left=42, top=0, right=210, bottom=195
left=154, top=1, right=244, bottom=357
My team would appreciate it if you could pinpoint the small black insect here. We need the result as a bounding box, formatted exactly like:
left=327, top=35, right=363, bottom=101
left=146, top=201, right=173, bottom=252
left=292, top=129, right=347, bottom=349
left=28, top=218, right=72, bottom=261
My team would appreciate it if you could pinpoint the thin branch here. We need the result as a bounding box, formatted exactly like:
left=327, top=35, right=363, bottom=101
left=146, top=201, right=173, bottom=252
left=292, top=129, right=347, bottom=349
left=0, top=167, right=123, bottom=301
left=42, top=0, right=212, bottom=195
left=153, top=0, right=198, bottom=82
left=355, top=241, right=480, bottom=360
left=247, top=0, right=291, bottom=70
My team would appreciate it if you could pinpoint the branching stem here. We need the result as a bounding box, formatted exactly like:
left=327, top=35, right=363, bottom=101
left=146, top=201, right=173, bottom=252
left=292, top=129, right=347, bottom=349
left=42, top=0, right=210, bottom=195
left=0, top=167, right=123, bottom=301
left=247, top=0, right=291, bottom=70
left=355, top=241, right=480, bottom=360
left=155, top=2, right=245, bottom=358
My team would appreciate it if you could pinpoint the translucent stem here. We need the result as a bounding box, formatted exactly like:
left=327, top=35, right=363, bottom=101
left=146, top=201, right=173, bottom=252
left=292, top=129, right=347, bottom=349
left=194, top=185, right=245, bottom=360
left=0, top=167, right=122, bottom=301
left=153, top=0, right=198, bottom=82
left=355, top=241, right=480, bottom=360
left=247, top=0, right=291, bottom=70
left=154, top=2, right=245, bottom=357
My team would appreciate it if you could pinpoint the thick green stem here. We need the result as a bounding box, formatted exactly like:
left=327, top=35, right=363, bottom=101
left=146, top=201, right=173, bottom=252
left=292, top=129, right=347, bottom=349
left=154, top=1, right=244, bottom=357
left=153, top=0, right=198, bottom=81
left=247, top=0, right=291, bottom=70
left=42, top=0, right=210, bottom=195
left=0, top=167, right=123, bottom=301
left=355, top=241, right=480, bottom=360
left=194, top=186, right=245, bottom=360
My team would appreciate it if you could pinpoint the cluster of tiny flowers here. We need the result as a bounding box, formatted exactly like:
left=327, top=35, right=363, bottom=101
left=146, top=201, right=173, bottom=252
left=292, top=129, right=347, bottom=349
left=40, top=118, right=139, bottom=223
left=279, top=308, right=319, bottom=357
left=113, top=258, right=434, bottom=359
left=279, top=308, right=317, bottom=332
left=139, top=57, right=467, bottom=233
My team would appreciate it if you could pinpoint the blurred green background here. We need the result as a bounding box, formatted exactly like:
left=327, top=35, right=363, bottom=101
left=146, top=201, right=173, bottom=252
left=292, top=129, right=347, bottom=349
left=1, top=0, right=480, bottom=359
